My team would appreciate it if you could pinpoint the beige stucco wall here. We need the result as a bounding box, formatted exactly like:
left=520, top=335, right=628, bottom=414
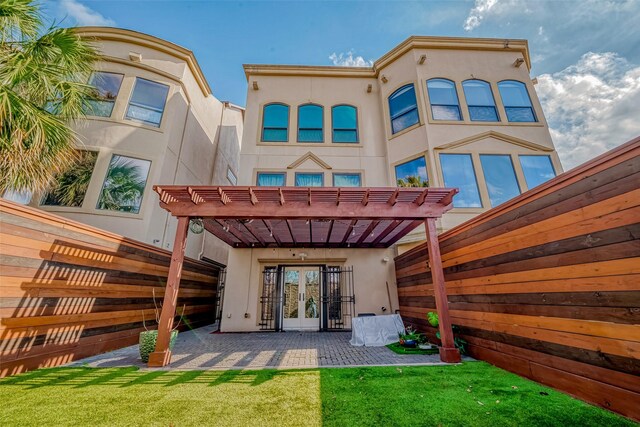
left=29, top=28, right=243, bottom=265
left=221, top=247, right=399, bottom=332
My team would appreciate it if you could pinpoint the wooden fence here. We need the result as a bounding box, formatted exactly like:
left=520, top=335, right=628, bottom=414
left=0, top=200, right=221, bottom=377
left=395, top=137, right=640, bottom=420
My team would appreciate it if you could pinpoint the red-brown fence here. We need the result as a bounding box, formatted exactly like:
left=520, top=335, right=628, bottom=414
left=0, top=200, right=220, bottom=377
left=395, top=137, right=640, bottom=420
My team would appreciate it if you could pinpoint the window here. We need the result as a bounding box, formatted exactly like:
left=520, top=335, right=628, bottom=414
left=519, top=155, right=556, bottom=189
left=427, top=79, right=462, bottom=121
left=97, top=155, right=151, bottom=214
left=480, top=155, right=521, bottom=207
left=42, top=150, right=98, bottom=207
left=333, top=173, right=361, bottom=187
left=395, top=157, right=428, bottom=187
left=498, top=80, right=537, bottom=122
left=462, top=80, right=498, bottom=122
left=332, top=105, right=358, bottom=143
left=298, top=104, right=323, bottom=142
left=125, top=78, right=169, bottom=127
left=440, top=154, right=482, bottom=208
left=388, top=84, right=419, bottom=134
left=262, top=103, right=289, bottom=142
left=257, top=172, right=286, bottom=186
left=295, top=173, right=323, bottom=187
left=227, top=167, right=237, bottom=185
left=85, top=72, right=124, bottom=117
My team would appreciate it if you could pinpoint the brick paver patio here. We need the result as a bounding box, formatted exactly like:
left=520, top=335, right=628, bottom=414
left=68, top=325, right=451, bottom=370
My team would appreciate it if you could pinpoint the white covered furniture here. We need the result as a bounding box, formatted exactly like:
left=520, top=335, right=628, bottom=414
left=350, top=314, right=405, bottom=346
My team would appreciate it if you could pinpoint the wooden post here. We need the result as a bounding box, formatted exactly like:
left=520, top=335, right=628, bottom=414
left=425, top=218, right=461, bottom=363
left=148, top=216, right=190, bottom=367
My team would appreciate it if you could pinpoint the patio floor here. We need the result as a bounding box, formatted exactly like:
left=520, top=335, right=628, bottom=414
left=67, top=325, right=454, bottom=370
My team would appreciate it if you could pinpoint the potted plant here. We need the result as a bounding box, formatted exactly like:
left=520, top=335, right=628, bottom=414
left=139, top=290, right=186, bottom=363
left=398, top=325, right=422, bottom=348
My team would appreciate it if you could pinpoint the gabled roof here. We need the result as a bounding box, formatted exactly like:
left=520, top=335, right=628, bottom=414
left=434, top=131, right=554, bottom=152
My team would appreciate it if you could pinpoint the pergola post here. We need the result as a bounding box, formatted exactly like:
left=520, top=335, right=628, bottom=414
left=424, top=218, right=461, bottom=363
left=148, top=216, right=190, bottom=367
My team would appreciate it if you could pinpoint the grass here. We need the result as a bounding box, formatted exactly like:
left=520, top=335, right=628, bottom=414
left=0, top=363, right=633, bottom=427
left=385, top=341, right=439, bottom=355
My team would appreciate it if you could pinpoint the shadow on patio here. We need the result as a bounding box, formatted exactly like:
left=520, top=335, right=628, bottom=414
left=66, top=324, right=448, bottom=370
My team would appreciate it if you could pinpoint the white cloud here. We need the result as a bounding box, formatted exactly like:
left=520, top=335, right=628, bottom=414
left=464, top=0, right=499, bottom=31
left=329, top=51, right=373, bottom=67
left=59, top=0, right=115, bottom=26
left=536, top=52, right=640, bottom=170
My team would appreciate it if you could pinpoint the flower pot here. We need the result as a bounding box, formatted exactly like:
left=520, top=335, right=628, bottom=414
left=402, top=339, right=417, bottom=348
left=139, top=330, right=178, bottom=363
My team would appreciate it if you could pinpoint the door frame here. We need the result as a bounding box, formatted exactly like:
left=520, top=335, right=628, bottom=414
left=281, top=265, right=324, bottom=331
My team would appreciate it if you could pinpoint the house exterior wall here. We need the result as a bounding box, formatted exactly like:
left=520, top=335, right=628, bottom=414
left=26, top=27, right=243, bottom=265
left=221, top=247, right=398, bottom=332
left=223, top=36, right=563, bottom=331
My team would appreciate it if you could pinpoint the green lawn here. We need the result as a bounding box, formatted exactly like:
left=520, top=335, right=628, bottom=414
left=0, top=362, right=633, bottom=427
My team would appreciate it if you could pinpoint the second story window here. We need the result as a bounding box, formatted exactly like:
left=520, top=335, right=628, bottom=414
left=462, top=80, right=499, bottom=121
left=332, top=105, right=358, bottom=143
left=519, top=155, right=556, bottom=189
left=257, top=172, right=286, bottom=186
left=41, top=150, right=98, bottom=207
left=498, top=80, right=537, bottom=122
left=440, top=153, right=482, bottom=208
left=333, top=173, right=361, bottom=187
left=262, top=103, right=289, bottom=142
left=85, top=72, right=124, bottom=117
left=126, top=78, right=169, bottom=127
left=427, top=79, right=462, bottom=121
left=395, top=157, right=428, bottom=187
left=480, top=154, right=521, bottom=207
left=97, top=155, right=151, bottom=214
left=295, top=172, right=323, bottom=187
left=388, top=84, right=419, bottom=134
left=298, top=104, right=323, bottom=142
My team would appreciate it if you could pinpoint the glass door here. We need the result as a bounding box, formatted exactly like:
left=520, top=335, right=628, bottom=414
left=282, top=267, right=321, bottom=331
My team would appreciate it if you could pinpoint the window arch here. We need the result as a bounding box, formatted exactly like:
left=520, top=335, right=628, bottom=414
left=462, top=79, right=499, bottom=121
left=298, top=104, right=323, bottom=142
left=388, top=84, right=419, bottom=134
left=498, top=80, right=537, bottom=122
left=426, top=78, right=461, bottom=121
left=262, top=103, right=289, bottom=142
left=332, top=105, right=358, bottom=143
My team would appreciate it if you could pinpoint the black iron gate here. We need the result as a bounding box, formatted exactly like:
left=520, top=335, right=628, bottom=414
left=259, top=266, right=282, bottom=331
left=212, top=268, right=226, bottom=331
left=320, top=266, right=355, bottom=331
left=259, top=265, right=355, bottom=331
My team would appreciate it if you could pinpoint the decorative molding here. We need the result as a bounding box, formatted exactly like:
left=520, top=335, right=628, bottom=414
left=287, top=152, right=333, bottom=170
left=74, top=26, right=212, bottom=96
left=244, top=36, right=531, bottom=80
left=434, top=131, right=554, bottom=152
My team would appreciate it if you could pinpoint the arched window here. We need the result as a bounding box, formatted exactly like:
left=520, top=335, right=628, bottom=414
left=498, top=80, right=537, bottom=122
left=388, top=84, right=419, bottom=134
left=426, top=79, right=461, bottom=121
left=332, top=105, right=358, bottom=143
left=462, top=80, right=498, bottom=121
left=298, top=104, right=323, bottom=142
left=262, top=103, right=289, bottom=142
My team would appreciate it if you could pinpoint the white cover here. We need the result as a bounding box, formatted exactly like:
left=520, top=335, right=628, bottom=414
left=350, top=314, right=405, bottom=346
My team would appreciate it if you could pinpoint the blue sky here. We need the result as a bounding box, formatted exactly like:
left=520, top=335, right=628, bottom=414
left=44, top=0, right=640, bottom=169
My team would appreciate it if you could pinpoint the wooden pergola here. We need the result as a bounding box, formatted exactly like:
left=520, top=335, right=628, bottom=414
left=149, top=185, right=462, bottom=366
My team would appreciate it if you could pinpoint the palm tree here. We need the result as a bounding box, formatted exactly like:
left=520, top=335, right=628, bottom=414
left=97, top=158, right=147, bottom=213
left=0, top=0, right=98, bottom=195
left=397, top=175, right=429, bottom=188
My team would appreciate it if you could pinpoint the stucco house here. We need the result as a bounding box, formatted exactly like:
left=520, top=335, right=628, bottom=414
left=221, top=35, right=562, bottom=332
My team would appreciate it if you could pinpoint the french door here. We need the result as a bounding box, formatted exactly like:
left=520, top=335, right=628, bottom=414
left=282, top=267, right=321, bottom=330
